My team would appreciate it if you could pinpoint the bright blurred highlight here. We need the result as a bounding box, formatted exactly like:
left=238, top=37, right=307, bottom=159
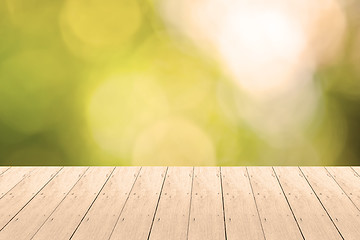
left=161, top=0, right=346, bottom=96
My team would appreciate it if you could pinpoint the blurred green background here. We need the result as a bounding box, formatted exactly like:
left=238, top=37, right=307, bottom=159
left=0, top=0, right=359, bottom=166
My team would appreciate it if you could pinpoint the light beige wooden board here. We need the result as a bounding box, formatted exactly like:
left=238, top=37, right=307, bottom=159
left=301, top=167, right=360, bottom=239
left=247, top=167, right=303, bottom=240
left=187, top=167, right=226, bottom=240
left=109, top=167, right=167, bottom=240
left=0, top=167, right=87, bottom=240
left=274, top=167, right=341, bottom=240
left=327, top=167, right=360, bottom=209
left=31, top=167, right=114, bottom=240
left=352, top=167, right=360, bottom=176
left=149, top=167, right=193, bottom=240
left=221, top=167, right=264, bottom=240
left=0, top=167, right=61, bottom=230
left=0, top=167, right=10, bottom=176
left=71, top=167, right=140, bottom=240
left=0, top=167, right=34, bottom=198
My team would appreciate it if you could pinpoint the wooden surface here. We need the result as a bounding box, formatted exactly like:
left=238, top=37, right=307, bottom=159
left=0, top=167, right=360, bottom=239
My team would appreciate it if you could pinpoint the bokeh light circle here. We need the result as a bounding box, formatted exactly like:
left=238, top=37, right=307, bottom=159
left=88, top=74, right=169, bottom=159
left=132, top=117, right=216, bottom=165
left=61, top=0, right=142, bottom=59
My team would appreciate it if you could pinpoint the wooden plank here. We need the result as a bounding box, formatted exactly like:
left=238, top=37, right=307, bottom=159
left=352, top=167, right=360, bottom=176
left=0, top=167, right=61, bottom=230
left=0, top=167, right=10, bottom=176
left=247, top=167, right=303, bottom=240
left=221, top=167, right=264, bottom=240
left=187, top=167, right=225, bottom=240
left=0, top=167, right=34, bottom=198
left=31, top=167, right=114, bottom=240
left=326, top=167, right=360, bottom=209
left=108, top=167, right=167, bottom=240
left=149, top=167, right=193, bottom=240
left=328, top=167, right=360, bottom=206
left=0, top=167, right=88, bottom=240
left=71, top=167, right=141, bottom=240
left=301, top=167, right=360, bottom=239
left=274, top=167, right=341, bottom=240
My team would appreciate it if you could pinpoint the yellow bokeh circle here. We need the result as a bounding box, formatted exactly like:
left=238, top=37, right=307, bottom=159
left=88, top=74, right=169, bottom=159
left=61, top=0, right=142, bottom=58
left=132, top=117, right=216, bottom=165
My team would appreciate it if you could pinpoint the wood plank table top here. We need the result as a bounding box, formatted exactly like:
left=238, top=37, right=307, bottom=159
left=0, top=167, right=359, bottom=240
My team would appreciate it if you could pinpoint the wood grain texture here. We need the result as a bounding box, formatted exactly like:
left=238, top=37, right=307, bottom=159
left=149, top=167, right=193, bottom=240
left=274, top=167, right=341, bottom=240
left=187, top=167, right=226, bottom=240
left=0, top=167, right=61, bottom=230
left=31, top=167, right=114, bottom=240
left=301, top=167, right=360, bottom=239
left=326, top=167, right=360, bottom=209
left=109, top=167, right=167, bottom=240
left=0, top=167, right=34, bottom=198
left=0, top=167, right=87, bottom=240
left=247, top=167, right=303, bottom=240
left=71, top=167, right=140, bottom=240
left=221, top=167, right=264, bottom=240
